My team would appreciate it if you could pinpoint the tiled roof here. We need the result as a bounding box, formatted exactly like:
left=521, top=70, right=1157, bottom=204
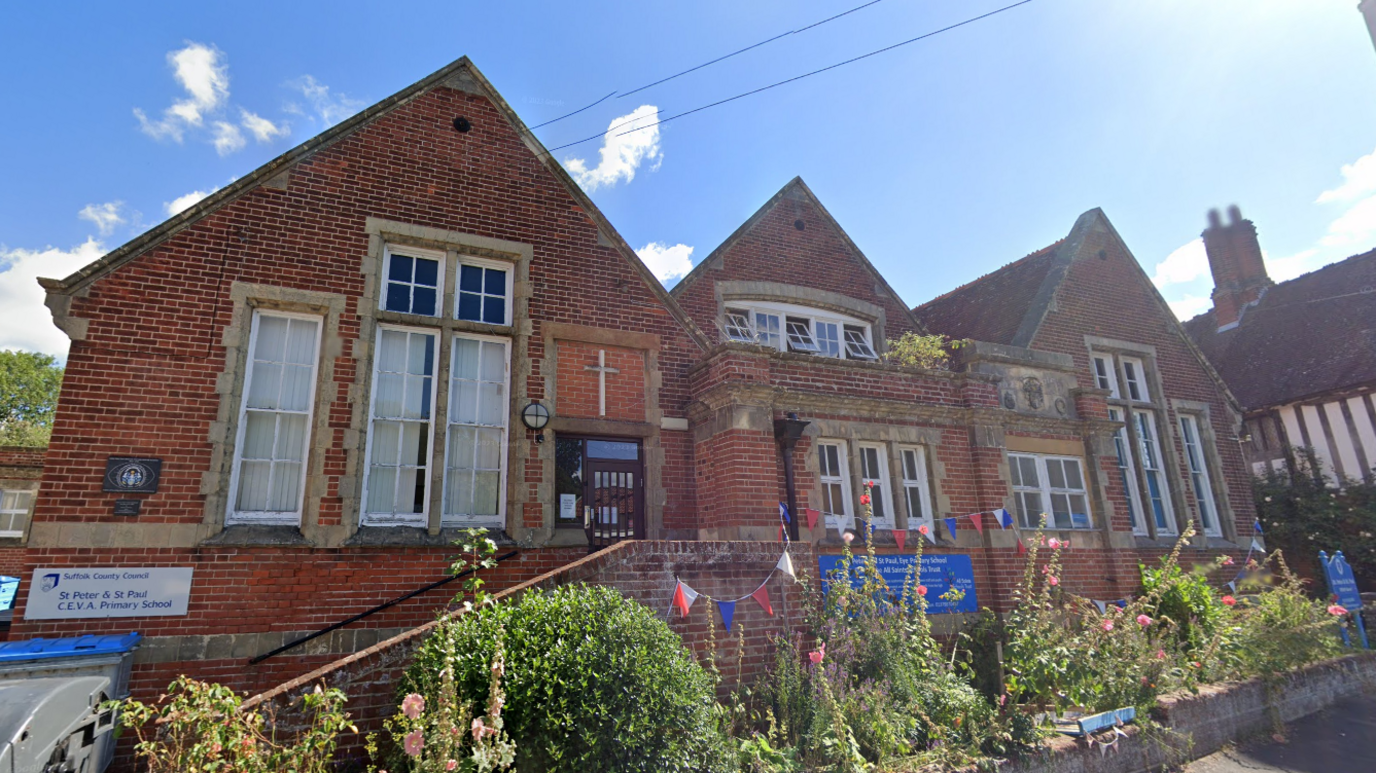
left=1182, top=249, right=1376, bottom=411
left=913, top=241, right=1064, bottom=344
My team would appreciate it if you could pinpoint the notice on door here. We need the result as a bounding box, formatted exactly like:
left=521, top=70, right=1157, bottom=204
left=24, top=567, right=194, bottom=620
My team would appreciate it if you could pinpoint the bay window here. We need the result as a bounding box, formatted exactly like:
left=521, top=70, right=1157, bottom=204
left=719, top=301, right=876, bottom=361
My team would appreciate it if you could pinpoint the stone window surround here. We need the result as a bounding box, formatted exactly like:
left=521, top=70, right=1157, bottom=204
left=714, top=281, right=888, bottom=355
left=1170, top=397, right=1237, bottom=543
left=1083, top=335, right=1217, bottom=545
left=0, top=477, right=39, bottom=547
left=803, top=420, right=947, bottom=540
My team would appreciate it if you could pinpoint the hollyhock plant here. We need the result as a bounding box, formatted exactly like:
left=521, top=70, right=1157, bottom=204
left=403, top=730, right=424, bottom=757
left=842, top=531, right=855, bottom=544
left=1329, top=604, right=1349, bottom=616
left=401, top=693, right=425, bottom=720
left=918, top=524, right=929, bottom=535
left=860, top=494, right=871, bottom=506
left=1136, top=614, right=1153, bottom=627
left=1047, top=575, right=1059, bottom=587
left=1222, top=595, right=1236, bottom=607
left=916, top=585, right=928, bottom=596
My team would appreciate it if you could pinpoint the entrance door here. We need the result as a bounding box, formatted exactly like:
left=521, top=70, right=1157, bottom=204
left=554, top=436, right=643, bottom=550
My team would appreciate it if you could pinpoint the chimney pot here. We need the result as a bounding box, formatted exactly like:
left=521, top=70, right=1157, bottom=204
left=1227, top=205, right=1242, bottom=225
left=1207, top=209, right=1223, bottom=229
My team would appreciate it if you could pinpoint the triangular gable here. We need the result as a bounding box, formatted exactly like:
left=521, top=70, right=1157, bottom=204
left=38, top=57, right=710, bottom=351
left=914, top=240, right=1066, bottom=346
left=670, top=176, right=926, bottom=338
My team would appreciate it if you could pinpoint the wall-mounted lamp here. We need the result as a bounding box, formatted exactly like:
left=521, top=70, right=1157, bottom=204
left=521, top=401, right=551, bottom=443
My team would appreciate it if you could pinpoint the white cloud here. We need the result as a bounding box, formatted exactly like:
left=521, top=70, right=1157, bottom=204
left=1166, top=295, right=1211, bottom=321
left=1266, top=249, right=1321, bottom=283
left=164, top=190, right=210, bottom=216
left=1317, top=146, right=1376, bottom=204
left=291, top=75, right=364, bottom=127
left=0, top=238, right=106, bottom=356
left=134, top=42, right=230, bottom=142
left=240, top=109, right=289, bottom=142
left=564, top=105, right=662, bottom=192
left=211, top=121, right=245, bottom=156
left=1151, top=238, right=1208, bottom=287
left=1319, top=194, right=1376, bottom=250
left=77, top=202, right=126, bottom=236
left=636, top=242, right=694, bottom=283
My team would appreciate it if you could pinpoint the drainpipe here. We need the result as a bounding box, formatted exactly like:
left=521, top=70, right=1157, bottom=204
left=774, top=412, right=810, bottom=542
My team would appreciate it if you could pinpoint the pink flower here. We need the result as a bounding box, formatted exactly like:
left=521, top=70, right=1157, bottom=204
left=1141, top=676, right=1150, bottom=686
left=447, top=762, right=459, bottom=771
left=1222, top=555, right=1234, bottom=566
left=401, top=693, right=425, bottom=720
left=404, top=730, right=424, bottom=757
left=918, top=524, right=929, bottom=535
left=809, top=642, right=826, bottom=664
left=1047, top=538, right=1061, bottom=550
left=1156, top=649, right=1166, bottom=660
left=842, top=532, right=854, bottom=544
left=1102, top=620, right=1114, bottom=631
left=1222, top=595, right=1236, bottom=607
left=917, top=585, right=928, bottom=596
left=472, top=717, right=491, bottom=740
left=1048, top=575, right=1059, bottom=587
left=1329, top=604, right=1349, bottom=616
left=1137, top=614, right=1153, bottom=627
left=1191, top=661, right=1202, bottom=669
left=860, top=494, right=871, bottom=505
left=864, top=479, right=875, bottom=489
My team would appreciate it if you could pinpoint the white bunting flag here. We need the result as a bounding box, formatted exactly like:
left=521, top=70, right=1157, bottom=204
left=1251, top=537, right=1265, bottom=553
left=776, top=551, right=795, bottom=580
left=1225, top=581, right=1237, bottom=594
left=1093, top=599, right=1107, bottom=615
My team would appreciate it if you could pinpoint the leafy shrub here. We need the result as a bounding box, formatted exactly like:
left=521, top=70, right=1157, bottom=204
left=1221, top=552, right=1346, bottom=678
left=1139, top=557, right=1227, bottom=650
left=1255, top=453, right=1376, bottom=586
left=882, top=332, right=968, bottom=371
left=115, top=677, right=353, bottom=773
left=401, top=584, right=731, bottom=773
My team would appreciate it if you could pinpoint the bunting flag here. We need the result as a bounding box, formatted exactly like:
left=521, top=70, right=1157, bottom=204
left=806, top=508, right=820, bottom=530
left=779, top=502, right=791, bottom=523
left=893, top=529, right=907, bottom=552
left=751, top=585, right=774, bottom=616
left=671, top=580, right=699, bottom=618
left=1114, top=599, right=1128, bottom=609
left=716, top=599, right=736, bottom=632
left=1016, top=538, right=1028, bottom=556
left=922, top=524, right=937, bottom=544
left=944, top=516, right=958, bottom=535
left=1225, top=581, right=1237, bottom=594
left=1254, top=520, right=1264, bottom=534
left=999, top=509, right=1014, bottom=529
left=1251, top=537, right=1265, bottom=553
left=776, top=551, right=795, bottom=580
left=1093, top=599, right=1108, bottom=615
left=968, top=513, right=983, bottom=534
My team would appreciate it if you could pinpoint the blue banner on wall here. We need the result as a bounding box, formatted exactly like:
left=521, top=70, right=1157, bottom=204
left=1321, top=551, right=1363, bottom=610
left=817, top=553, right=978, bottom=614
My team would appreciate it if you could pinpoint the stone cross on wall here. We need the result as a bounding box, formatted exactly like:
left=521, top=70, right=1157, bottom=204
left=584, top=349, right=620, bottom=416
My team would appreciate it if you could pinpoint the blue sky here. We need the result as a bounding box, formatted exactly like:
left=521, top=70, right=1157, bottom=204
left=3, top=0, right=1375, bottom=357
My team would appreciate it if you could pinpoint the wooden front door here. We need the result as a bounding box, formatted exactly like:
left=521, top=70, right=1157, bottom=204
left=554, top=436, right=643, bottom=550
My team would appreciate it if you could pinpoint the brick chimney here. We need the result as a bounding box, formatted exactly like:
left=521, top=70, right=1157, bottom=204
left=1202, top=205, right=1271, bottom=332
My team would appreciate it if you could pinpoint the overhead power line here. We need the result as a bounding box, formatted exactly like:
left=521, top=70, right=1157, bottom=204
left=529, top=0, right=891, bottom=131
left=541, top=0, right=1034, bottom=157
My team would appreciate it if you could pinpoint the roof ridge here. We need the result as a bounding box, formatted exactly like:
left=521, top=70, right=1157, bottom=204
left=915, top=239, right=1064, bottom=309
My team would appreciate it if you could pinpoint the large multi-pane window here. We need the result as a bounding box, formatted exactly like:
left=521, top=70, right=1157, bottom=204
left=718, top=301, right=876, bottom=361
left=1179, top=415, right=1222, bottom=536
left=228, top=311, right=322, bottom=525
left=364, top=326, right=438, bottom=526
left=444, top=335, right=509, bottom=526
left=1009, top=453, right=1092, bottom=529
left=818, top=441, right=852, bottom=528
left=362, top=244, right=516, bottom=530
left=857, top=444, right=893, bottom=527
left=1134, top=410, right=1176, bottom=535
left=1109, top=408, right=1148, bottom=535
left=0, top=490, right=34, bottom=538
left=899, top=446, right=933, bottom=530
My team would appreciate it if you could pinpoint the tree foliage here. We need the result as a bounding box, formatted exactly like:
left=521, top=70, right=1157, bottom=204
left=1255, top=449, right=1376, bottom=587
left=0, top=349, right=63, bottom=446
left=882, top=332, right=967, bottom=371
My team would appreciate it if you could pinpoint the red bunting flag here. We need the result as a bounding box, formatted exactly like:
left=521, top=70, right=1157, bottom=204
left=968, top=513, right=983, bottom=534
left=893, top=529, right=907, bottom=552
left=751, top=585, right=774, bottom=616
left=671, top=580, right=699, bottom=618
left=1016, top=539, right=1028, bottom=556
left=806, top=508, right=820, bottom=530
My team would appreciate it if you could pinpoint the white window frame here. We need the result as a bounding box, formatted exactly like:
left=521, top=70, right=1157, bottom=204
left=1120, top=356, right=1148, bottom=402
left=362, top=324, right=440, bottom=527
left=1134, top=410, right=1177, bottom=536
left=843, top=325, right=878, bottom=360
left=226, top=310, right=322, bottom=526
left=754, top=311, right=782, bottom=349
left=856, top=443, right=895, bottom=528
left=723, top=308, right=753, bottom=342
left=785, top=317, right=821, bottom=354
left=815, top=321, right=841, bottom=358
left=0, top=490, right=34, bottom=539
left=1008, top=453, right=1093, bottom=530
left=1179, top=414, right=1222, bottom=537
left=1091, top=353, right=1120, bottom=398
left=381, top=245, right=445, bottom=318
left=454, top=255, right=513, bottom=327
left=720, top=301, right=873, bottom=360
left=817, top=440, right=853, bottom=529
left=898, top=446, right=934, bottom=530
left=1109, top=408, right=1148, bottom=536
left=441, top=332, right=511, bottom=528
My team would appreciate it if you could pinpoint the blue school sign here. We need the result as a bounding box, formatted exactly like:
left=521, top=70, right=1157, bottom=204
left=1319, top=550, right=1368, bottom=649
left=817, top=553, right=978, bottom=614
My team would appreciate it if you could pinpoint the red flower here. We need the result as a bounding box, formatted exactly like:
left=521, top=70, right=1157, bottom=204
left=860, top=494, right=871, bottom=505
left=864, top=479, right=875, bottom=489
left=1328, top=604, right=1349, bottom=616
left=916, top=585, right=928, bottom=596
left=1221, top=595, right=1236, bottom=607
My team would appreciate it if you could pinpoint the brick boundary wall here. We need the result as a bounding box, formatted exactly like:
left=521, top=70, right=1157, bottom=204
left=987, top=652, right=1376, bottom=773
left=238, top=540, right=813, bottom=766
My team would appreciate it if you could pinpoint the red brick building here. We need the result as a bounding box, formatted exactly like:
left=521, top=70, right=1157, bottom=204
left=7, top=58, right=1252, bottom=702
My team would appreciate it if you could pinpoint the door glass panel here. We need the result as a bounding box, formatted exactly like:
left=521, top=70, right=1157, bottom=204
left=587, top=440, right=638, bottom=460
